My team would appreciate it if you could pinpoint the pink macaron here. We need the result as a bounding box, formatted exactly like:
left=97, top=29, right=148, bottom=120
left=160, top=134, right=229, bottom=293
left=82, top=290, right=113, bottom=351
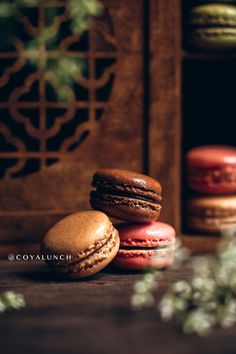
left=187, top=145, right=236, bottom=195
left=112, top=222, right=176, bottom=270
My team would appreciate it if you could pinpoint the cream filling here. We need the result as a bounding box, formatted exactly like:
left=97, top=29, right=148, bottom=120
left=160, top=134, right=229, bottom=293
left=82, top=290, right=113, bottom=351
left=92, top=193, right=161, bottom=212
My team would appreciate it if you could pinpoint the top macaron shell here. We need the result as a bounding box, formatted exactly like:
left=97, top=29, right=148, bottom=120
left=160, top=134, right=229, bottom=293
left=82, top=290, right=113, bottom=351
left=42, top=210, right=112, bottom=256
left=117, top=222, right=175, bottom=248
left=187, top=145, right=236, bottom=195
left=92, top=169, right=162, bottom=201
left=190, top=4, right=236, bottom=27
left=90, top=169, right=162, bottom=223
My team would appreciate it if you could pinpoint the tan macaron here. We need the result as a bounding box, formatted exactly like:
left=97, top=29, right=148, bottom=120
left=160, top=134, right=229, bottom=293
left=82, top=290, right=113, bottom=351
left=41, top=210, right=120, bottom=278
left=187, top=196, right=236, bottom=234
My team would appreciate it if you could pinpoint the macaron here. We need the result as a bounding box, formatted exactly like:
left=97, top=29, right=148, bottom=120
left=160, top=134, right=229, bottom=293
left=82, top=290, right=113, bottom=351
left=188, top=4, right=236, bottom=51
left=187, top=145, right=236, bottom=195
left=187, top=195, right=236, bottom=234
left=112, top=222, right=176, bottom=270
left=41, top=210, right=120, bottom=278
left=90, top=169, right=162, bottom=223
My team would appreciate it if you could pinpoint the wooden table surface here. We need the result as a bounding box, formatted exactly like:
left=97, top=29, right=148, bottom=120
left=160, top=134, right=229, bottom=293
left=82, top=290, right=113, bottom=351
left=1, top=260, right=236, bottom=354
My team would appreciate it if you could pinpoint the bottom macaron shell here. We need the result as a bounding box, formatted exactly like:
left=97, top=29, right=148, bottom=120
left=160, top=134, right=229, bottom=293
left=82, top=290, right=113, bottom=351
left=188, top=180, right=236, bottom=195
left=187, top=216, right=236, bottom=234
left=112, top=246, right=174, bottom=271
left=48, top=228, right=120, bottom=278
left=189, top=28, right=236, bottom=51
left=91, top=195, right=161, bottom=223
left=187, top=196, right=236, bottom=235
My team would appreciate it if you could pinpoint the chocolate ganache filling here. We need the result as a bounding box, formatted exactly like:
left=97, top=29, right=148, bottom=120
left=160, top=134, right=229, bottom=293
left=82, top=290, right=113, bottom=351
left=91, top=187, right=159, bottom=204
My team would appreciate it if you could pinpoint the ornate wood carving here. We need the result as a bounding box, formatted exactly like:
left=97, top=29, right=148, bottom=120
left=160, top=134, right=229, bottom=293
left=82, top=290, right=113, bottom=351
left=0, top=0, right=145, bottom=242
left=0, top=0, right=116, bottom=179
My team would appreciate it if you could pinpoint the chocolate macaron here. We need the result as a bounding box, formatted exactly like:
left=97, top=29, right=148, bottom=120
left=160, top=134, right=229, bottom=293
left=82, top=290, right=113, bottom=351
left=41, top=211, right=119, bottom=278
left=187, top=145, right=236, bottom=195
left=187, top=196, right=236, bottom=234
left=112, top=222, right=176, bottom=270
left=90, top=169, right=162, bottom=223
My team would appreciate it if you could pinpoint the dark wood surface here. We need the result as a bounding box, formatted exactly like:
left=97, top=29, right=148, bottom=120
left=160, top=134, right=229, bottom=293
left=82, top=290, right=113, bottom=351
left=1, top=260, right=236, bottom=354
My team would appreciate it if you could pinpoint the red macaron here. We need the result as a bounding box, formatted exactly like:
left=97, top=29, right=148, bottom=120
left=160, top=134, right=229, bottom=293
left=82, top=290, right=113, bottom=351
left=187, top=145, right=236, bottom=195
left=112, top=222, right=176, bottom=270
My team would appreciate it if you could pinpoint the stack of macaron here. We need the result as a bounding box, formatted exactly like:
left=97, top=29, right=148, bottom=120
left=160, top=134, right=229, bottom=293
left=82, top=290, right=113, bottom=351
left=188, top=3, right=236, bottom=51
left=41, top=169, right=176, bottom=278
left=90, top=169, right=176, bottom=271
left=186, top=145, right=236, bottom=235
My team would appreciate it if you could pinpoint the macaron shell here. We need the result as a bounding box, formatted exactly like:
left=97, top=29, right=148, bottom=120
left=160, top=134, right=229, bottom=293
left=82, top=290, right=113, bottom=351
left=112, top=246, right=174, bottom=270
left=187, top=215, right=236, bottom=234
left=190, top=28, right=236, bottom=51
left=42, top=210, right=112, bottom=257
left=190, top=4, right=236, bottom=26
left=188, top=169, right=236, bottom=195
left=117, top=222, right=176, bottom=247
left=90, top=194, right=161, bottom=223
left=188, top=195, right=236, bottom=211
left=92, top=169, right=162, bottom=195
left=187, top=146, right=236, bottom=167
left=187, top=146, right=236, bottom=194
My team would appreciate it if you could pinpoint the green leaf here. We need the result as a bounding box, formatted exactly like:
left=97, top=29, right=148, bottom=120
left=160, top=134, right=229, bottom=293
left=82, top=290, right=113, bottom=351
left=0, top=3, right=16, bottom=17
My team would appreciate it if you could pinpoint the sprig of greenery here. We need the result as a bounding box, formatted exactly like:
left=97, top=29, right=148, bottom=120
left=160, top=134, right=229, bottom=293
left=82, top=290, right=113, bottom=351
left=0, top=291, right=25, bottom=314
left=132, top=229, right=236, bottom=336
left=68, top=0, right=103, bottom=33
left=0, top=0, right=102, bottom=101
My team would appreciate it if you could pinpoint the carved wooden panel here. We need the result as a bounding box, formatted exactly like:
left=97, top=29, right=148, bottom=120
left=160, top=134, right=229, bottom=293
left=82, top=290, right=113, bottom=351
left=0, top=0, right=144, bottom=242
left=149, top=0, right=181, bottom=232
left=0, top=0, right=116, bottom=179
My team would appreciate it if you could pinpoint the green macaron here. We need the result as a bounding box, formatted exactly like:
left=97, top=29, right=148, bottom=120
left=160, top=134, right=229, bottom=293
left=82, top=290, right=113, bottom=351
left=189, top=4, right=236, bottom=51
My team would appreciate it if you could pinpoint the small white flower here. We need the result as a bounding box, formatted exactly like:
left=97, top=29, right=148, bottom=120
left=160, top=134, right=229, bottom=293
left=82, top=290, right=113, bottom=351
left=172, top=280, right=191, bottom=299
left=158, top=295, right=175, bottom=321
left=134, top=281, right=148, bottom=294
left=183, top=310, right=213, bottom=336
left=174, top=298, right=188, bottom=312
left=0, top=299, right=6, bottom=313
left=2, top=291, right=25, bottom=309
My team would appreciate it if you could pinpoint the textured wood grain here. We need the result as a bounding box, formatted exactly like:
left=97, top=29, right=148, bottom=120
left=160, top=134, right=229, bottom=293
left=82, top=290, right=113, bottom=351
left=1, top=260, right=236, bottom=354
left=149, top=0, right=181, bottom=231
left=182, top=234, right=220, bottom=254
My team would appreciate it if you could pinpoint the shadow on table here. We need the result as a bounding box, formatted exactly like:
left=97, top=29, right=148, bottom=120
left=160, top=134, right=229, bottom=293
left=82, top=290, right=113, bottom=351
left=14, top=262, right=142, bottom=283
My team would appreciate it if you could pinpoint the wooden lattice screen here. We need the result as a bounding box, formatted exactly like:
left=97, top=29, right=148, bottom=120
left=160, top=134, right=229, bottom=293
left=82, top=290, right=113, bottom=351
left=0, top=1, right=116, bottom=179
left=0, top=0, right=150, bottom=245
